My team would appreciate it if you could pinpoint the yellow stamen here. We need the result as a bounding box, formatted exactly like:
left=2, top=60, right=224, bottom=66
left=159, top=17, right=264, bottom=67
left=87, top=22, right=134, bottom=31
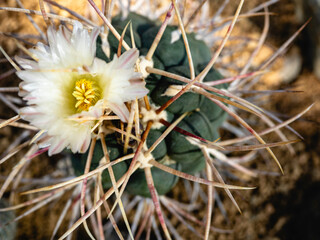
left=75, top=86, right=83, bottom=92
left=84, top=88, right=94, bottom=96
left=72, top=78, right=101, bottom=112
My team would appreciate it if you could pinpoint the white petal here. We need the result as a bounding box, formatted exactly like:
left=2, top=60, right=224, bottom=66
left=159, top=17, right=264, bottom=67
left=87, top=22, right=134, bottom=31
left=79, top=134, right=91, bottom=153
left=18, top=82, right=29, bottom=97
left=107, top=102, right=129, bottom=122
left=48, top=138, right=67, bottom=156
left=114, top=48, right=139, bottom=69
left=15, top=23, right=148, bottom=155
left=32, top=22, right=100, bottom=69
left=16, top=71, right=45, bottom=84
left=37, top=135, right=51, bottom=149
left=15, top=56, right=39, bottom=70
left=122, top=84, right=149, bottom=101
left=19, top=106, right=42, bottom=121
left=68, top=127, right=92, bottom=153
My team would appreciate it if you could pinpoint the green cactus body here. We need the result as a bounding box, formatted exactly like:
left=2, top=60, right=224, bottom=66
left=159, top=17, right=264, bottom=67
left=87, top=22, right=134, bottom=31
left=71, top=135, right=128, bottom=190
left=71, top=12, right=228, bottom=197
left=0, top=200, right=16, bottom=240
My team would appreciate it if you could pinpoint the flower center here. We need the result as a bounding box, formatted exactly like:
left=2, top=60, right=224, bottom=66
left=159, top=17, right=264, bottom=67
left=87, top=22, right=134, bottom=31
left=72, top=78, right=101, bottom=112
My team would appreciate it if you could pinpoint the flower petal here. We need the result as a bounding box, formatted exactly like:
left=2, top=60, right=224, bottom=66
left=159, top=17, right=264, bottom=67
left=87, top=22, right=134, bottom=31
left=114, top=48, right=139, bottom=69
left=107, top=101, right=130, bottom=122
left=15, top=23, right=148, bottom=155
left=15, top=56, right=39, bottom=70
left=48, top=138, right=67, bottom=156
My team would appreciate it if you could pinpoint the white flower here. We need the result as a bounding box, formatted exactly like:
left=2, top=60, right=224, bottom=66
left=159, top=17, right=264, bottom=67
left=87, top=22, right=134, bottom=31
left=16, top=22, right=148, bottom=155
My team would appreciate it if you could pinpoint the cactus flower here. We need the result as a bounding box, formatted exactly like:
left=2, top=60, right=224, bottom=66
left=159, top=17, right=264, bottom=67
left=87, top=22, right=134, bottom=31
left=16, top=22, right=148, bottom=155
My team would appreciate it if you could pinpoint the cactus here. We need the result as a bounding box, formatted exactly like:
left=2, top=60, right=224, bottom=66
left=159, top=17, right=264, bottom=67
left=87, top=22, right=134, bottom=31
left=0, top=1, right=311, bottom=239
left=71, top=12, right=228, bottom=197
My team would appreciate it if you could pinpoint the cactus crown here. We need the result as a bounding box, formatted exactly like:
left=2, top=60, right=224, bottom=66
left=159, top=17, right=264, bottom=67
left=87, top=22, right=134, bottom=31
left=72, top=12, right=228, bottom=197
